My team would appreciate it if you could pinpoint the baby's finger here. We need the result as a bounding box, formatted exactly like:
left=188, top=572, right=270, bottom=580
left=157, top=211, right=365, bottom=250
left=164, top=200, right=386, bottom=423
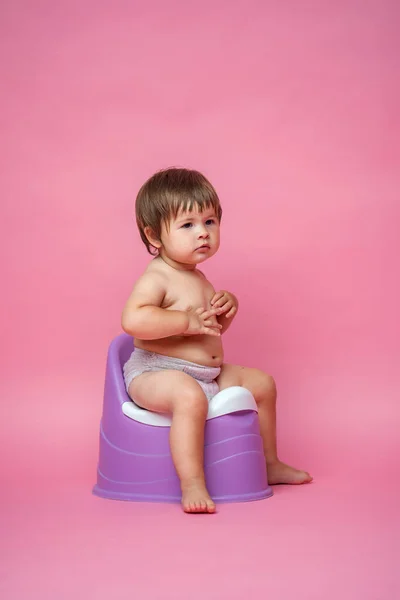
left=215, top=300, right=231, bottom=314
left=203, top=319, right=223, bottom=328
left=225, top=306, right=237, bottom=318
left=203, top=327, right=221, bottom=337
left=210, top=291, right=224, bottom=305
left=213, top=296, right=228, bottom=308
left=201, top=308, right=220, bottom=319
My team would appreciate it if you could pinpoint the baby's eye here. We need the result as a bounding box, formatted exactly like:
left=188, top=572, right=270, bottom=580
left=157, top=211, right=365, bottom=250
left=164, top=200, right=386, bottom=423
left=181, top=222, right=193, bottom=229
left=205, top=219, right=215, bottom=225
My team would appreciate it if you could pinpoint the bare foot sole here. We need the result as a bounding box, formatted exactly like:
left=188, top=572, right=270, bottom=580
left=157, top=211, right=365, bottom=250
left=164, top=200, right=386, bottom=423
left=181, top=483, right=216, bottom=514
left=267, top=460, right=313, bottom=485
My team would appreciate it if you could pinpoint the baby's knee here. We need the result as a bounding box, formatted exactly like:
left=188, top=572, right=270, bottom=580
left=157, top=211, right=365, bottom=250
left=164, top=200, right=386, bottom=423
left=257, top=371, right=276, bottom=395
left=172, top=378, right=208, bottom=416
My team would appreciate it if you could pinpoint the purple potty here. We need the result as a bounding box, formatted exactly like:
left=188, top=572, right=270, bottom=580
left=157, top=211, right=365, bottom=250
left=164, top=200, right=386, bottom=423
left=93, top=333, right=273, bottom=504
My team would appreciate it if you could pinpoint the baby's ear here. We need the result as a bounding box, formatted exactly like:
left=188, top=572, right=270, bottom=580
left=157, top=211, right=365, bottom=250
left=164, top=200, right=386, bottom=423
left=144, top=226, right=162, bottom=249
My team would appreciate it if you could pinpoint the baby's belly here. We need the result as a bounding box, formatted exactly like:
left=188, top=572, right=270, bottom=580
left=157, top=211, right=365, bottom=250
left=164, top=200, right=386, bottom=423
left=134, top=334, right=224, bottom=367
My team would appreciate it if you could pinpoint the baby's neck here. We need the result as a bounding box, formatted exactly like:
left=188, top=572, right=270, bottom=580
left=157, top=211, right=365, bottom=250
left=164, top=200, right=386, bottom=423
left=157, top=253, right=198, bottom=272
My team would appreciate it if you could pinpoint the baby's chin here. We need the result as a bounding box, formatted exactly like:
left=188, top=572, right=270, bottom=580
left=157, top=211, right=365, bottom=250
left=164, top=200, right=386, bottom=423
left=175, top=255, right=213, bottom=266
left=193, top=254, right=211, bottom=264
left=193, top=248, right=218, bottom=263
left=164, top=248, right=217, bottom=268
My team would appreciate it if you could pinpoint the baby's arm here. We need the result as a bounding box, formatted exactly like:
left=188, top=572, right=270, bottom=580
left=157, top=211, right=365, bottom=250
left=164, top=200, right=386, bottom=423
left=122, top=273, right=221, bottom=339
left=121, top=273, right=188, bottom=339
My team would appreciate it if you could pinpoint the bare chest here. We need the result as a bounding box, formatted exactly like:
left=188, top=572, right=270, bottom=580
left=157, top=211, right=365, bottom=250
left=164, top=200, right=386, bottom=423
left=162, top=271, right=215, bottom=312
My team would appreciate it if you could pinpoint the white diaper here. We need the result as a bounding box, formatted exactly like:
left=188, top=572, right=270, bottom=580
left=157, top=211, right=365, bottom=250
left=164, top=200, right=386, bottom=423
left=123, top=348, right=221, bottom=402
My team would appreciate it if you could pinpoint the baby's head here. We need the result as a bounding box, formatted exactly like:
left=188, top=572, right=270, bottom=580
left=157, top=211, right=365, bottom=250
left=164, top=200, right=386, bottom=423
left=136, top=168, right=222, bottom=266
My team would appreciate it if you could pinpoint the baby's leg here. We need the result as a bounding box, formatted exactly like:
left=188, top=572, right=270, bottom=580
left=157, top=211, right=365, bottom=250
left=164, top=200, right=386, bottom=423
left=217, top=364, right=313, bottom=485
left=128, top=370, right=216, bottom=513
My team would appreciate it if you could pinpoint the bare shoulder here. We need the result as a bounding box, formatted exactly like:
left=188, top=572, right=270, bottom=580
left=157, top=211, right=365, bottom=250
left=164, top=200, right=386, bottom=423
left=123, top=260, right=168, bottom=314
left=196, top=268, right=216, bottom=292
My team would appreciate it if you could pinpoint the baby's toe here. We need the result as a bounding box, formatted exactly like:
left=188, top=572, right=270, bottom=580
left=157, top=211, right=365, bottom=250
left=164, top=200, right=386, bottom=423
left=206, top=500, right=216, bottom=513
left=297, top=470, right=313, bottom=484
left=183, top=501, right=195, bottom=513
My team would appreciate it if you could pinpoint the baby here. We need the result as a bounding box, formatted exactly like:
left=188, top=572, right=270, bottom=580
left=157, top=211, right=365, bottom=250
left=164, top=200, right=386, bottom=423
left=122, top=168, right=312, bottom=513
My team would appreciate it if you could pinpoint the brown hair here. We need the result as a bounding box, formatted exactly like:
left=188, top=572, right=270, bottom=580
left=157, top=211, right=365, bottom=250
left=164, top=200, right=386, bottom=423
left=135, top=168, right=223, bottom=254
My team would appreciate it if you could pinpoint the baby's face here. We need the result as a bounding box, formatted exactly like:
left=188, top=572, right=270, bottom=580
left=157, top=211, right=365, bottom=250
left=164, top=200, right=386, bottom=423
left=160, top=204, right=220, bottom=267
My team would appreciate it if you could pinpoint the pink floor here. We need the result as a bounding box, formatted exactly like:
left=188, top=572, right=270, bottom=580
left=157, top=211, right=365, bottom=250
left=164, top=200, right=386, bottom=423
left=2, top=376, right=398, bottom=599
left=3, top=474, right=398, bottom=598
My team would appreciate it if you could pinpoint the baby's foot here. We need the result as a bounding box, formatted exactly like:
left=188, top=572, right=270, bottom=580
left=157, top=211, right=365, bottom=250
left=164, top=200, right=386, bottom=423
left=181, top=481, right=216, bottom=514
left=267, top=460, right=313, bottom=485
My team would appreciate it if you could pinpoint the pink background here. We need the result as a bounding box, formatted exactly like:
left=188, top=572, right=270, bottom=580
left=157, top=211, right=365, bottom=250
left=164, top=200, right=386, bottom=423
left=1, top=1, right=399, bottom=598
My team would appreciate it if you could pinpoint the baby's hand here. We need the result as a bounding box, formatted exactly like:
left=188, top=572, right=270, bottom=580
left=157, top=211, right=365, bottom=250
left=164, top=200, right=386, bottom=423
left=183, top=307, right=222, bottom=337
left=210, top=290, right=238, bottom=319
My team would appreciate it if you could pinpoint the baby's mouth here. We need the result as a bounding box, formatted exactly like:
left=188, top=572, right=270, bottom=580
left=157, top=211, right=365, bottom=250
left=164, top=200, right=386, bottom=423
left=195, top=244, right=210, bottom=251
